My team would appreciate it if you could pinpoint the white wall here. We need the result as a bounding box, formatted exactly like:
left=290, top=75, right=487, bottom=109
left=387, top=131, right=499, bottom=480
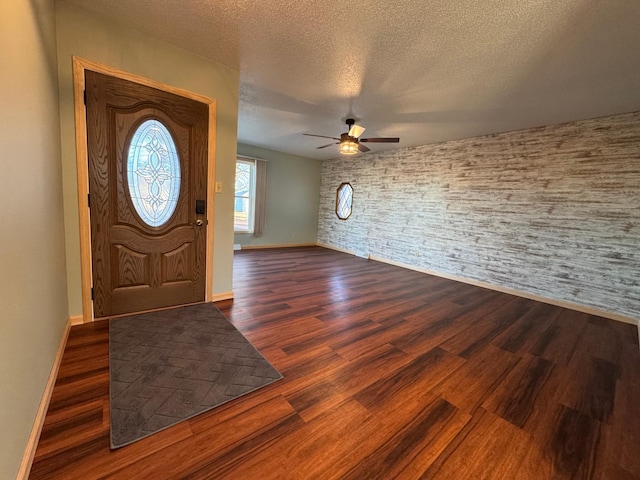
left=0, top=0, right=69, bottom=477
left=55, top=0, right=240, bottom=314
left=318, top=111, right=640, bottom=322
left=235, top=144, right=322, bottom=247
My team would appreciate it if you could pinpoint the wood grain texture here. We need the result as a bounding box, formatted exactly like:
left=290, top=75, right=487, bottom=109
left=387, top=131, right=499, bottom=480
left=72, top=57, right=217, bottom=322
left=86, top=70, right=208, bottom=317
left=30, top=247, right=640, bottom=479
left=318, top=111, right=640, bottom=321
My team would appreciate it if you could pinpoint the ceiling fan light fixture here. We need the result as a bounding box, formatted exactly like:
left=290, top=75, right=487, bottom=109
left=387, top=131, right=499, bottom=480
left=304, top=118, right=400, bottom=154
left=339, top=139, right=359, bottom=155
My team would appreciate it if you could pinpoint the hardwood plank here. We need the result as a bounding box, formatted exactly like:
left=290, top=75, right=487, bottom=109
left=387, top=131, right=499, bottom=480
left=286, top=343, right=411, bottom=421
left=391, top=295, right=507, bottom=356
left=281, top=316, right=378, bottom=356
left=439, top=296, right=533, bottom=358
left=34, top=402, right=104, bottom=460
left=493, top=301, right=561, bottom=354
left=213, top=399, right=376, bottom=480
left=421, top=408, right=531, bottom=479
left=106, top=395, right=296, bottom=480
left=29, top=246, right=640, bottom=479
left=560, top=356, right=619, bottom=424
left=180, top=414, right=305, bottom=479
left=354, top=347, right=465, bottom=411
left=482, top=353, right=556, bottom=428
left=574, top=315, right=625, bottom=365
left=517, top=404, right=602, bottom=479
left=529, top=308, right=589, bottom=366
left=431, top=344, right=520, bottom=414
left=342, top=394, right=471, bottom=479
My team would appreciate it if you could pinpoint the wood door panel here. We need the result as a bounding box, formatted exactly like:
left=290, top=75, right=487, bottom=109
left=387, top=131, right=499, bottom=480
left=109, top=225, right=197, bottom=253
left=161, top=242, right=194, bottom=284
left=101, top=78, right=205, bottom=125
left=87, top=70, right=208, bottom=317
left=111, top=245, right=150, bottom=288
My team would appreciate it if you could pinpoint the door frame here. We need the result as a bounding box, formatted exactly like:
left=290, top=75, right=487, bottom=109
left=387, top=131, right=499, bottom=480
left=73, top=56, right=217, bottom=323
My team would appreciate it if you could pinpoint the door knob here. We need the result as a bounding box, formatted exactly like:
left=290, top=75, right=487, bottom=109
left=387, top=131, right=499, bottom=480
left=196, top=219, right=204, bottom=227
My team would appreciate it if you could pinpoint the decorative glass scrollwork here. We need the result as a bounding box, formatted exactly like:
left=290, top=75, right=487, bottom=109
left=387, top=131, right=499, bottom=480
left=126, top=119, right=181, bottom=227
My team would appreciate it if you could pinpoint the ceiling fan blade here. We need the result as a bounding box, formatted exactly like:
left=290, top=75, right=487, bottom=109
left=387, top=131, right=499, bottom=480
left=303, top=133, right=341, bottom=141
left=358, top=143, right=371, bottom=153
left=348, top=124, right=366, bottom=138
left=317, top=142, right=339, bottom=149
left=360, top=137, right=400, bottom=143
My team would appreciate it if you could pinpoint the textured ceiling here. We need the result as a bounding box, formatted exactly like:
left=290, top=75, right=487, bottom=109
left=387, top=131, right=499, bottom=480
left=64, top=0, right=640, bottom=160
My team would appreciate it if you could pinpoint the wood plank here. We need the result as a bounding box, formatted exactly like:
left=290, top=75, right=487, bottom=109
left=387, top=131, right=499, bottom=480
left=482, top=353, right=556, bottom=429
left=560, top=356, right=619, bottom=424
left=431, top=344, right=520, bottom=414
left=593, top=341, right=640, bottom=477
left=286, top=343, right=411, bottom=421
left=354, top=347, right=465, bottom=411
left=29, top=246, right=640, bottom=479
left=105, top=395, right=296, bottom=479
left=439, top=296, right=533, bottom=358
left=421, top=408, right=531, bottom=479
left=517, top=404, right=602, bottom=479
left=342, top=394, right=471, bottom=479
left=529, top=308, right=589, bottom=366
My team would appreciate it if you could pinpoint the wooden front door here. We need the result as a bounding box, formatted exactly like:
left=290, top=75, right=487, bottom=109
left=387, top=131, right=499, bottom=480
left=86, top=70, right=209, bottom=318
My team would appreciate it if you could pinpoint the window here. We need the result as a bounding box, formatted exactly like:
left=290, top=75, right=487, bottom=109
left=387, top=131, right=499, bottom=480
left=126, top=119, right=181, bottom=227
left=336, top=182, right=353, bottom=220
left=234, top=159, right=255, bottom=232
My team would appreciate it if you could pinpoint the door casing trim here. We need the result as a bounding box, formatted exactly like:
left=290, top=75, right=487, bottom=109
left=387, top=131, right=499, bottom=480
left=72, top=56, right=217, bottom=323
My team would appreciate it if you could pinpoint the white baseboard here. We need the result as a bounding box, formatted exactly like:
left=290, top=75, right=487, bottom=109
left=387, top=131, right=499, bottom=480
left=316, top=242, right=358, bottom=256
left=238, top=243, right=317, bottom=250
left=314, top=243, right=638, bottom=326
left=367, top=254, right=638, bottom=326
left=212, top=291, right=234, bottom=302
left=17, top=317, right=72, bottom=479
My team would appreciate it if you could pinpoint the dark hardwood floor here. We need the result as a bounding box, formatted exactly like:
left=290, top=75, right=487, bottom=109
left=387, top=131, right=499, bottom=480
left=30, top=247, right=640, bottom=479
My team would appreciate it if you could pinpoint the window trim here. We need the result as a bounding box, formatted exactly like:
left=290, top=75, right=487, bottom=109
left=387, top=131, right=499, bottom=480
left=234, top=158, right=256, bottom=233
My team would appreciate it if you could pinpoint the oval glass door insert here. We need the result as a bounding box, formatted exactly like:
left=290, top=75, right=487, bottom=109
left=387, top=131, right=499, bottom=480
left=126, top=119, right=181, bottom=227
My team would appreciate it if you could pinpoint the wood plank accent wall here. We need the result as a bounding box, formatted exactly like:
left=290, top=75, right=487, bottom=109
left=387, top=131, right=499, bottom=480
left=318, top=111, right=640, bottom=321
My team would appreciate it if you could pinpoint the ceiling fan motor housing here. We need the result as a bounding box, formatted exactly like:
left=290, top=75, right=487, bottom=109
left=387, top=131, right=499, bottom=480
left=340, top=132, right=357, bottom=143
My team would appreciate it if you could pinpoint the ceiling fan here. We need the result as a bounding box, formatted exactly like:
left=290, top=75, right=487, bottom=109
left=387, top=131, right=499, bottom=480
left=304, top=118, right=400, bottom=155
